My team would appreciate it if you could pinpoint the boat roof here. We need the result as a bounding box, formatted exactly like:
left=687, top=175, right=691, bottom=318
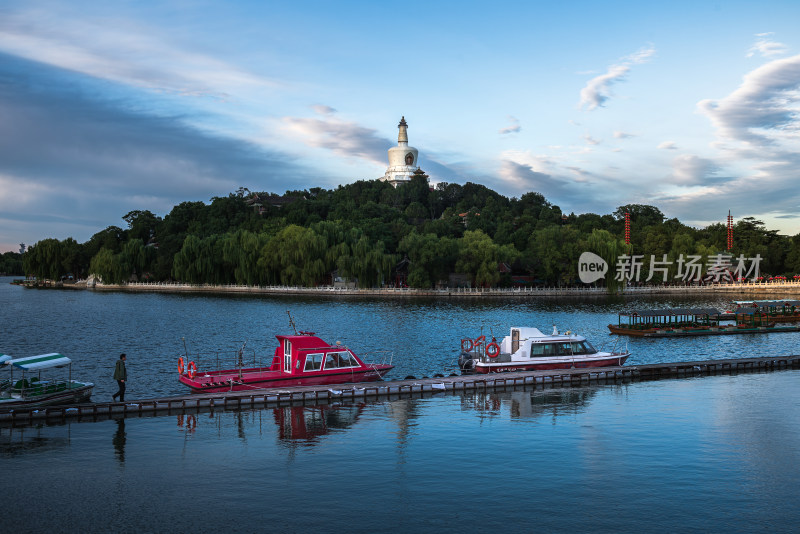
left=508, top=327, right=586, bottom=341
left=3, top=353, right=71, bottom=370
left=0, top=354, right=11, bottom=365
left=620, top=308, right=721, bottom=317
left=275, top=334, right=344, bottom=351
left=734, top=300, right=800, bottom=307
left=730, top=307, right=760, bottom=315
left=511, top=327, right=547, bottom=338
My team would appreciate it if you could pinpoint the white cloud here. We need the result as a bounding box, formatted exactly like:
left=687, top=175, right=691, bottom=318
left=579, top=45, right=656, bottom=111
left=658, top=141, right=678, bottom=150
left=746, top=33, right=789, bottom=58
left=614, top=131, right=635, bottom=139
left=697, top=54, right=800, bottom=147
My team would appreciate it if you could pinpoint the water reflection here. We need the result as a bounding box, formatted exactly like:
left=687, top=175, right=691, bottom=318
left=274, top=404, right=365, bottom=443
left=173, top=403, right=369, bottom=448
left=112, top=418, right=126, bottom=464
left=0, top=425, right=70, bottom=455
left=461, top=386, right=599, bottom=421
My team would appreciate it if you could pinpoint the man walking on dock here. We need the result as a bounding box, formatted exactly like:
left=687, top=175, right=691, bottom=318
left=112, top=353, right=127, bottom=402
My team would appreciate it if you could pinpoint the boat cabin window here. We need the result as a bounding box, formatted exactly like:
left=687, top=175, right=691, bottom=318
left=323, top=351, right=359, bottom=369
left=304, top=353, right=323, bottom=371
left=530, top=341, right=597, bottom=356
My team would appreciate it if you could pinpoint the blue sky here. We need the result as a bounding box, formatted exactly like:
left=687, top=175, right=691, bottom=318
left=2, top=0, right=800, bottom=252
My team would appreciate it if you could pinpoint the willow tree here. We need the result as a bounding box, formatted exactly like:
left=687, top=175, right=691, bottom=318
left=398, top=231, right=459, bottom=288
left=89, top=247, right=127, bottom=284
left=312, top=220, right=350, bottom=275
left=455, top=230, right=518, bottom=287
left=222, top=229, right=269, bottom=286
left=23, top=238, right=63, bottom=280
left=527, top=226, right=584, bottom=285
left=172, top=234, right=231, bottom=284
left=337, top=233, right=397, bottom=288
left=587, top=229, right=630, bottom=293
left=259, top=225, right=327, bottom=286
left=120, top=238, right=153, bottom=280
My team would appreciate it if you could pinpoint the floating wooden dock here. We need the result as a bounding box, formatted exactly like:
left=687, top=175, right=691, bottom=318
left=2, top=355, right=799, bottom=426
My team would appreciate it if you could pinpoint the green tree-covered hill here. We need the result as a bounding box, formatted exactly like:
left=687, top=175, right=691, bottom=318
left=21, top=178, right=800, bottom=288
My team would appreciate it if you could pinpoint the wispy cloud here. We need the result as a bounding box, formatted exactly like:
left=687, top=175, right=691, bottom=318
left=697, top=54, right=800, bottom=147
left=496, top=151, right=613, bottom=211
left=614, top=131, right=635, bottom=139
left=311, top=104, right=337, bottom=115
left=746, top=33, right=789, bottom=58
left=669, top=154, right=721, bottom=185
left=578, top=45, right=656, bottom=111
left=0, top=9, right=278, bottom=100
left=583, top=134, right=601, bottom=145
left=281, top=113, right=389, bottom=164
left=499, top=116, right=521, bottom=135
left=658, top=141, right=678, bottom=150
left=498, top=160, right=568, bottom=196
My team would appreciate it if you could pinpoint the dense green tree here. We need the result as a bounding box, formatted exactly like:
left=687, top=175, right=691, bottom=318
left=60, top=238, right=86, bottom=279
left=613, top=204, right=665, bottom=228
left=587, top=229, right=629, bottom=291
left=20, top=180, right=800, bottom=289
left=89, top=248, right=121, bottom=283
left=456, top=230, right=518, bottom=287
left=23, top=239, right=64, bottom=280
left=398, top=231, right=459, bottom=288
left=0, top=251, right=23, bottom=275
left=123, top=210, right=161, bottom=243
left=259, top=225, right=326, bottom=286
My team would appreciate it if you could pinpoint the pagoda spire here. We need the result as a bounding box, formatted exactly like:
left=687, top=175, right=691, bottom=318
left=398, top=116, right=408, bottom=145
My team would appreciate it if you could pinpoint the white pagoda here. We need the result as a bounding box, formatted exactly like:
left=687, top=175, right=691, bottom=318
left=380, top=117, right=427, bottom=187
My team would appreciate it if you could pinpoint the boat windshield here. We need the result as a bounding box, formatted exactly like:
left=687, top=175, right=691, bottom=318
left=304, top=353, right=323, bottom=371
left=323, top=351, right=360, bottom=370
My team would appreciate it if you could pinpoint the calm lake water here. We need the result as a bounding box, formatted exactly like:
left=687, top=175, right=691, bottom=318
left=2, top=278, right=800, bottom=532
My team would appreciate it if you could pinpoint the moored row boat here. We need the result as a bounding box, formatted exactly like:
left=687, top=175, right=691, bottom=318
left=1, top=353, right=94, bottom=409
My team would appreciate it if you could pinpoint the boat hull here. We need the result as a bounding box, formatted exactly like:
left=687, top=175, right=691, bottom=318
left=0, top=383, right=94, bottom=409
left=470, top=354, right=629, bottom=373
left=608, top=324, right=800, bottom=337
left=179, top=365, right=393, bottom=393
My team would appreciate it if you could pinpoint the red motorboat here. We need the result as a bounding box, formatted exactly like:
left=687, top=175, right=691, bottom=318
left=178, top=332, right=394, bottom=393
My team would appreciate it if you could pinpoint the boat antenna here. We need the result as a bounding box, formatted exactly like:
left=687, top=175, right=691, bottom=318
left=287, top=310, right=298, bottom=335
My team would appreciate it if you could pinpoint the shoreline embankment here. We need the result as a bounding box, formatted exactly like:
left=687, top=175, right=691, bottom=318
left=30, top=279, right=800, bottom=298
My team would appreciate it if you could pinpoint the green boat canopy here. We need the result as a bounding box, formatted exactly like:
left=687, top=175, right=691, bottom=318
left=3, top=353, right=71, bottom=371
